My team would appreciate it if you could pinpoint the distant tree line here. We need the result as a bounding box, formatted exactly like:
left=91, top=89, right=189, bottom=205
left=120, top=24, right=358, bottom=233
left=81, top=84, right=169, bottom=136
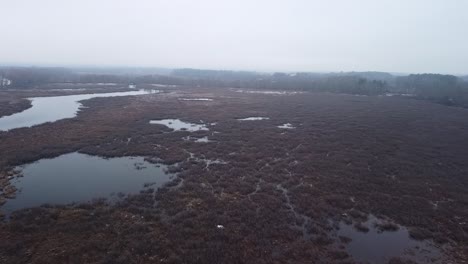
left=3, top=66, right=468, bottom=107
left=0, top=67, right=74, bottom=88
left=394, top=74, right=468, bottom=106
left=0, top=67, right=132, bottom=88
left=168, top=69, right=468, bottom=107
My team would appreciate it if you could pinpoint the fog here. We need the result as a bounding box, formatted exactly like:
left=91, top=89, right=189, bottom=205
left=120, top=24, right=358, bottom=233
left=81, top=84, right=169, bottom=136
left=1, top=0, right=467, bottom=74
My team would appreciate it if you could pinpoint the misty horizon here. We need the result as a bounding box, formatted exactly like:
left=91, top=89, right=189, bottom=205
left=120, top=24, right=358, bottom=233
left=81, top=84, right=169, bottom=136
left=1, top=0, right=467, bottom=75
left=1, top=63, right=465, bottom=77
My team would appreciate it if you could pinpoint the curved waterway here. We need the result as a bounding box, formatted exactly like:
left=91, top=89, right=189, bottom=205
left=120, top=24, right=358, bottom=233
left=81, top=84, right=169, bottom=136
left=0, top=89, right=158, bottom=131
left=2, top=152, right=174, bottom=213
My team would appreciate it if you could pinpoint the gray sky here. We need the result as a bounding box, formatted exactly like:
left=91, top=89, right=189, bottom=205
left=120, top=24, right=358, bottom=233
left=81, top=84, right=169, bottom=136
left=1, top=0, right=467, bottom=74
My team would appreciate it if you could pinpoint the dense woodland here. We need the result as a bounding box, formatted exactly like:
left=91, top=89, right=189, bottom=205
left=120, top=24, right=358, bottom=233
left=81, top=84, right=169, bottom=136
left=2, top=66, right=468, bottom=107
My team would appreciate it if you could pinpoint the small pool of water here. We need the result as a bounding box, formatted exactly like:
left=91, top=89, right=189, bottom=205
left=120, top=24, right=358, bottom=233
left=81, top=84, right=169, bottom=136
left=0, top=89, right=158, bottom=131
left=179, top=98, right=213, bottom=101
left=183, top=136, right=211, bottom=142
left=237, top=117, right=270, bottom=121
left=1, top=152, right=174, bottom=213
left=337, top=215, right=443, bottom=263
left=278, top=123, right=295, bottom=129
left=235, top=89, right=302, bottom=95
left=149, top=119, right=208, bottom=131
left=150, top=84, right=178, bottom=88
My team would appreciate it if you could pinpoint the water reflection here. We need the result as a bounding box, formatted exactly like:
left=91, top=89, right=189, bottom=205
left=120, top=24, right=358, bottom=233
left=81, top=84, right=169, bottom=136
left=237, top=117, right=270, bottom=121
left=149, top=119, right=208, bottom=131
left=337, top=215, right=442, bottom=263
left=183, top=136, right=211, bottom=142
left=278, top=123, right=295, bottom=129
left=2, top=152, right=173, bottom=213
left=0, top=89, right=158, bottom=131
left=179, top=98, right=213, bottom=101
left=235, top=89, right=302, bottom=95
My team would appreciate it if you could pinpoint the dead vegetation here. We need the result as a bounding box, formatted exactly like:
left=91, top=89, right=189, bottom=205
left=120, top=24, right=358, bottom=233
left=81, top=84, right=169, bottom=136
left=0, top=97, right=31, bottom=118
left=0, top=87, right=467, bottom=263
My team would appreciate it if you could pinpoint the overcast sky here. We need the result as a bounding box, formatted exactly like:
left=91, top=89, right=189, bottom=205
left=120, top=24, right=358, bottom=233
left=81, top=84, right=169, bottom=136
left=1, top=0, right=467, bottom=74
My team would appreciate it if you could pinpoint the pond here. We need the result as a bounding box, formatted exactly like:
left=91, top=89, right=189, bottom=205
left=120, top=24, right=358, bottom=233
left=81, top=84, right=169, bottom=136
left=1, top=152, right=174, bottom=213
left=0, top=89, right=158, bottom=131
left=337, top=215, right=444, bottom=263
left=149, top=119, right=209, bottom=131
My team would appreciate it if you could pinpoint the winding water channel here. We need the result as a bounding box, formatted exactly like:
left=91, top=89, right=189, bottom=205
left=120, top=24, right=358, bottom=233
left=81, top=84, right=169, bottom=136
left=0, top=89, right=157, bottom=131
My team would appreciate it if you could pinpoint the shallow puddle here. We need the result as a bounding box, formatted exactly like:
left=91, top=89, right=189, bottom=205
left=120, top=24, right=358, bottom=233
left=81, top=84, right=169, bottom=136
left=1, top=152, right=173, bottom=213
left=235, top=89, right=302, bottom=95
left=183, top=136, right=211, bottom=142
left=179, top=98, right=213, bottom=101
left=149, top=119, right=208, bottom=131
left=278, top=123, right=295, bottom=129
left=237, top=117, right=270, bottom=121
left=337, top=215, right=444, bottom=263
left=0, top=89, right=158, bottom=131
left=150, top=84, right=178, bottom=88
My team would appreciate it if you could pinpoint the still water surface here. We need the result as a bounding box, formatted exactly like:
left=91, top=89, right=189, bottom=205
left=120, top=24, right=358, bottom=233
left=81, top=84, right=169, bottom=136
left=149, top=119, right=208, bottom=131
left=0, top=90, right=157, bottom=131
left=338, top=215, right=442, bottom=263
left=2, top=152, right=173, bottom=213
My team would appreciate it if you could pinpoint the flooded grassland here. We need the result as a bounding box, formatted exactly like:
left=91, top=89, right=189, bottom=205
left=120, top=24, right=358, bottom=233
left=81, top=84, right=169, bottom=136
left=0, top=87, right=467, bottom=263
